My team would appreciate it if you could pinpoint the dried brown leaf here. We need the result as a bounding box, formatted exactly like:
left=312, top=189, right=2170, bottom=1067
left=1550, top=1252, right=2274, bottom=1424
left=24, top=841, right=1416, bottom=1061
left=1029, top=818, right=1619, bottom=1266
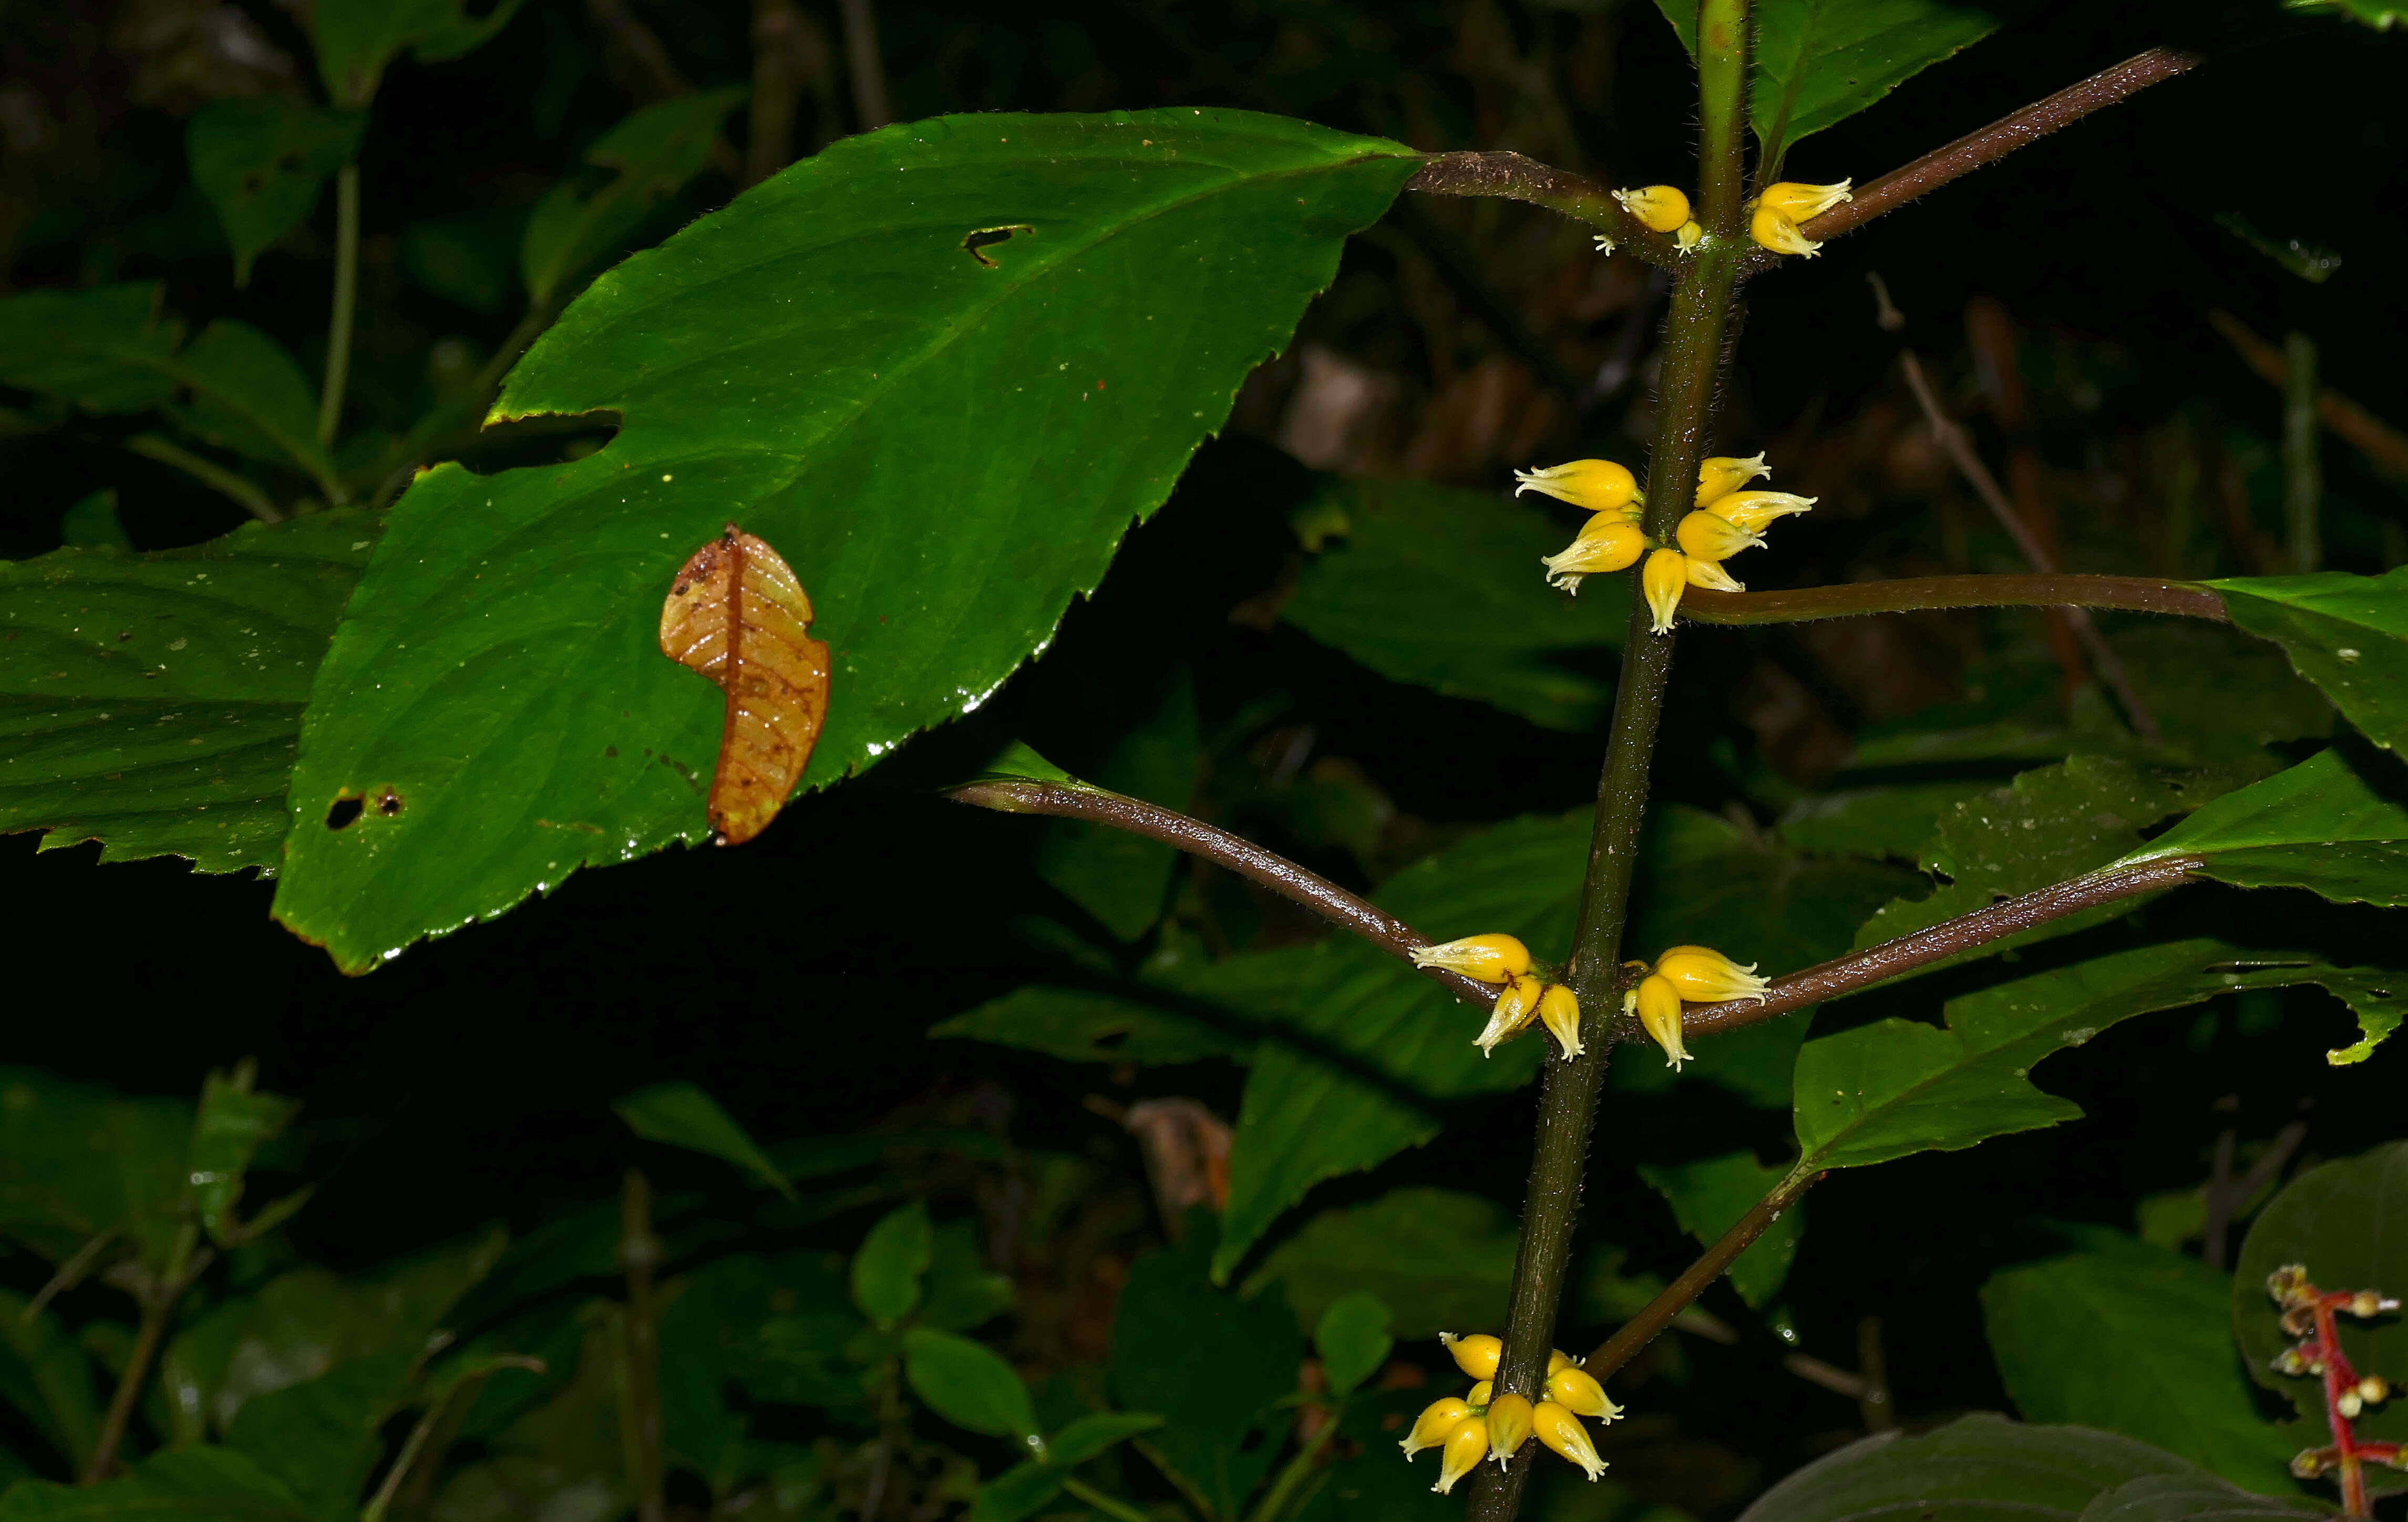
left=658, top=525, right=831, bottom=845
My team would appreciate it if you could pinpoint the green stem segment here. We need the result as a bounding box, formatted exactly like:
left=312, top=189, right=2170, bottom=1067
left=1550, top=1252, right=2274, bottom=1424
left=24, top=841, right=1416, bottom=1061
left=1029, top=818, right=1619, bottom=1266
left=318, top=162, right=361, bottom=451
left=1469, top=9, right=1750, bottom=1518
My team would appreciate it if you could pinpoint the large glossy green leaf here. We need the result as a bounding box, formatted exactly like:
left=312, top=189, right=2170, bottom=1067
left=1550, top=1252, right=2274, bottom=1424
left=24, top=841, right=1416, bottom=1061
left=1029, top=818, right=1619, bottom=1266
left=186, top=99, right=366, bottom=285
left=1793, top=940, right=2353, bottom=1172
left=0, top=1289, right=100, bottom=1473
left=0, top=1445, right=314, bottom=1522
left=2234, top=1142, right=2408, bottom=1456
left=2215, top=568, right=2408, bottom=753
left=612, top=1081, right=796, bottom=1199
left=1034, top=671, right=1200, bottom=941
left=1732, top=1414, right=2314, bottom=1522
left=1279, top=477, right=1630, bottom=731
left=272, top=110, right=1419, bottom=971
left=1650, top=0, right=2004, bottom=163
left=1636, top=1152, right=1806, bottom=1309
left=521, top=89, right=748, bottom=307
left=2118, top=746, right=2408, bottom=907
left=1110, top=1225, right=1298, bottom=1521
left=1981, top=1230, right=2302, bottom=1494
left=0, top=511, right=376, bottom=873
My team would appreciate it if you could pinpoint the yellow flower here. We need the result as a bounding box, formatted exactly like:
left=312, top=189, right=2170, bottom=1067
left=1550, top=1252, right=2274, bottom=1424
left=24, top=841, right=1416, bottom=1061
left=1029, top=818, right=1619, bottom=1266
left=1513, top=459, right=1639, bottom=514
left=1685, top=556, right=1744, bottom=592
left=1486, top=1393, right=1535, bottom=1465
left=1433, top=1413, right=1491, bottom=1494
left=1440, top=1332, right=1503, bottom=1381
left=1542, top=518, right=1648, bottom=594
left=1533, top=1401, right=1609, bottom=1481
left=1696, top=453, right=1769, bottom=506
left=1675, top=510, right=1765, bottom=562
left=1674, top=220, right=1703, bottom=252
left=1751, top=205, right=1822, bottom=259
left=1538, top=984, right=1583, bottom=1060
left=1476, top=975, right=1545, bottom=1056
left=1642, top=547, right=1687, bottom=635
left=1547, top=1363, right=1623, bottom=1422
left=1653, top=944, right=1770, bottom=1003
left=1612, top=184, right=1691, bottom=234
left=1401, top=1397, right=1474, bottom=1458
left=1412, top=933, right=1531, bottom=985
left=1708, top=489, right=1816, bottom=533
left=1467, top=1379, right=1494, bottom=1407
left=1631, top=974, right=1690, bottom=1068
left=1547, top=1349, right=1572, bottom=1375
left=1757, top=179, right=1853, bottom=222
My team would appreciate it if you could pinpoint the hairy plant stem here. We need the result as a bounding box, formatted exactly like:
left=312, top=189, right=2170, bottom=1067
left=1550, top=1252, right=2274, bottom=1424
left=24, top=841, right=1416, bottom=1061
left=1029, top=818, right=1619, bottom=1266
left=1681, top=572, right=2227, bottom=625
left=1405, top=152, right=1679, bottom=265
left=318, top=163, right=361, bottom=452
left=1587, top=1165, right=1819, bottom=1377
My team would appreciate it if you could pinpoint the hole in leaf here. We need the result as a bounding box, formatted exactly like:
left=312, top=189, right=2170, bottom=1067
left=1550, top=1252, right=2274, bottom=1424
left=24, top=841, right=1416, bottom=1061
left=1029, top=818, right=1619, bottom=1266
left=325, top=795, right=364, bottom=830
left=457, top=410, right=623, bottom=475
left=375, top=787, right=404, bottom=817
left=961, top=224, right=1036, bottom=269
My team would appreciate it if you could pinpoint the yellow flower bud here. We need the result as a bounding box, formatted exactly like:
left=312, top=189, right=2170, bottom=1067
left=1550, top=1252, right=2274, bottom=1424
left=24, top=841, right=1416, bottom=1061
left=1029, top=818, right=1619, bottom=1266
left=1412, top=933, right=1531, bottom=985
left=1440, top=1332, right=1503, bottom=1381
left=1547, top=1349, right=1572, bottom=1375
left=1401, top=1397, right=1474, bottom=1458
left=1751, top=205, right=1821, bottom=259
left=1547, top=1363, right=1623, bottom=1422
left=1467, top=1379, right=1493, bottom=1407
left=1537, top=983, right=1582, bottom=1060
left=1642, top=548, right=1686, bottom=635
left=1757, top=179, right=1853, bottom=222
left=1541, top=518, right=1648, bottom=594
left=1432, top=1414, right=1491, bottom=1494
left=1685, top=556, right=1744, bottom=593
left=1512, top=459, right=1639, bottom=514
left=1612, top=184, right=1691, bottom=235
left=1652, top=944, right=1770, bottom=1003
left=1486, top=1393, right=1535, bottom=1464
left=1708, top=490, right=1816, bottom=534
left=1634, top=973, right=1690, bottom=1069
left=1675, top=510, right=1765, bottom=562
left=1476, top=975, right=1545, bottom=1056
left=1696, top=453, right=1769, bottom=506
left=1674, top=220, right=1703, bottom=252
left=1532, top=1401, right=1609, bottom=1481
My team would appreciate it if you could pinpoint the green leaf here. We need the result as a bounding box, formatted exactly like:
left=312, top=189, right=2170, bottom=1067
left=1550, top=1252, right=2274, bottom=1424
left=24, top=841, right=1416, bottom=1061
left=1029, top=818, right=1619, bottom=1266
left=1111, top=1223, right=1299, bottom=1520
left=1777, top=780, right=1995, bottom=860
left=1635, top=1153, right=1807, bottom=1309
left=1313, top=1291, right=1393, bottom=1397
left=962, top=740, right=1080, bottom=788
left=2321, top=966, right=2408, bottom=1065
left=902, top=1326, right=1040, bottom=1443
left=400, top=209, right=526, bottom=316
left=1793, top=940, right=2352, bottom=1173
left=658, top=1251, right=855, bottom=1488
left=190, top=1064, right=302, bottom=1247
left=1853, top=755, right=2271, bottom=962
left=970, top=1461, right=1064, bottom=1522
left=1279, top=477, right=1630, bottom=731
left=0, top=1445, right=314, bottom=1522
left=521, top=89, right=747, bottom=306
left=0, top=1068, right=193, bottom=1277
left=2119, top=746, right=2408, bottom=907
left=310, top=0, right=527, bottom=107
left=186, top=98, right=366, bottom=285
left=2234, top=1142, right=2408, bottom=1456
left=166, top=321, right=339, bottom=489
left=920, top=1217, right=1016, bottom=1333
left=931, top=983, right=1261, bottom=1065
left=1650, top=0, right=2005, bottom=163
left=851, top=1202, right=934, bottom=1329
left=1290, top=1388, right=1462, bottom=1522
left=270, top=110, right=1418, bottom=971
left=0, top=1289, right=101, bottom=1472
left=58, top=490, right=131, bottom=552
left=1731, top=1413, right=2315, bottom=1522
left=0, top=510, right=377, bottom=874
left=1047, top=1410, right=1165, bottom=1467
left=2284, top=0, right=2407, bottom=32
left=2214, top=569, right=2408, bottom=752
left=1035, top=671, right=1200, bottom=941
left=225, top=1351, right=419, bottom=1520
left=612, top=1081, right=796, bottom=1199
left=0, top=284, right=180, bottom=415
left=1980, top=1230, right=2303, bottom=1494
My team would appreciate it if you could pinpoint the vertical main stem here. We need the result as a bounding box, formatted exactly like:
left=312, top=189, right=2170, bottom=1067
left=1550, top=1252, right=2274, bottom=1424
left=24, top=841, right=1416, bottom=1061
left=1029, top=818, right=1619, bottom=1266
left=1466, top=8, right=1749, bottom=1519
left=317, top=162, right=361, bottom=453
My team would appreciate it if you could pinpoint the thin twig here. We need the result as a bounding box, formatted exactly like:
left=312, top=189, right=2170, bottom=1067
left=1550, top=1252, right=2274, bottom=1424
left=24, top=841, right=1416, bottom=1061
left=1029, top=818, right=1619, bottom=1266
left=1679, top=857, right=2205, bottom=1038
left=1681, top=573, right=2227, bottom=625
left=1589, top=1166, right=1819, bottom=1378
left=126, top=434, right=282, bottom=523
left=620, top=1169, right=665, bottom=1522
left=317, top=163, right=360, bottom=451
left=1405, top=152, right=1680, bottom=266
left=83, top=1228, right=207, bottom=1482
left=1748, top=47, right=2201, bottom=267
left=2209, top=310, right=2408, bottom=481
left=361, top=1355, right=548, bottom=1522
left=1898, top=348, right=2165, bottom=744
left=838, top=0, right=892, bottom=129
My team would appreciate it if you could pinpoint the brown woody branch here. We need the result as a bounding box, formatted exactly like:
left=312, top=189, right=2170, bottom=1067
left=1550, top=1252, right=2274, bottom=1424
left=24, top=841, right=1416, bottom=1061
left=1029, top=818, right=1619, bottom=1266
left=1588, top=1166, right=1820, bottom=1377
left=1406, top=152, right=1682, bottom=267
left=1678, top=856, right=2205, bottom=1038
left=1680, top=573, right=2227, bottom=626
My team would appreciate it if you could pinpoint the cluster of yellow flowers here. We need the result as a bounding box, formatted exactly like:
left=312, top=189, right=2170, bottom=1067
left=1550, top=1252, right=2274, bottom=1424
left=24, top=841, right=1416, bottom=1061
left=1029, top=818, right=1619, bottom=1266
left=1626, top=945, right=1770, bottom=1068
left=1594, top=179, right=1853, bottom=261
left=1402, top=1333, right=1623, bottom=1493
left=1409, top=933, right=1586, bottom=1059
left=1516, top=453, right=1816, bottom=632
